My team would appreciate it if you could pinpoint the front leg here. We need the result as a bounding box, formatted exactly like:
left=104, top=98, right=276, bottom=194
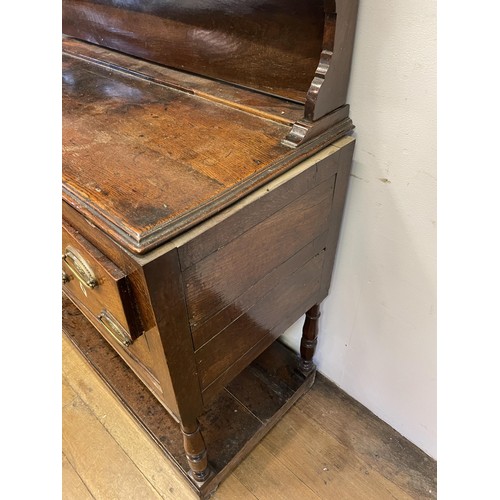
left=181, top=418, right=212, bottom=483
left=298, top=304, right=321, bottom=375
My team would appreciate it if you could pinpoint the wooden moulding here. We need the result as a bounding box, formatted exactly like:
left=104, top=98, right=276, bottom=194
left=62, top=297, right=315, bottom=499
left=304, top=0, right=360, bottom=121
left=283, top=0, right=359, bottom=146
left=282, top=104, right=353, bottom=148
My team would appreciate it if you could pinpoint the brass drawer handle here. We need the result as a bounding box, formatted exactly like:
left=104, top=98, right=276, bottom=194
left=63, top=247, right=98, bottom=289
left=98, top=310, right=132, bottom=347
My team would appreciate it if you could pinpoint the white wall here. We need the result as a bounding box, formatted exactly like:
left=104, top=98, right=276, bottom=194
left=282, top=0, right=436, bottom=458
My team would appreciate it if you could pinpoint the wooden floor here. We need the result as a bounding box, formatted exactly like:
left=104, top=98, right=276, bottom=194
left=62, top=335, right=436, bottom=499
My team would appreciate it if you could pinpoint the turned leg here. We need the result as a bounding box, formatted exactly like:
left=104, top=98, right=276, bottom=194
left=298, top=304, right=321, bottom=375
left=181, top=418, right=211, bottom=482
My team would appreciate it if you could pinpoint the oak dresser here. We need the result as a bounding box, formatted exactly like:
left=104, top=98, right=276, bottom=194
left=62, top=1, right=359, bottom=497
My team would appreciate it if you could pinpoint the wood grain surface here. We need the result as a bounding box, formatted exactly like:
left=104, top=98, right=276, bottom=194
left=195, top=253, right=324, bottom=391
left=62, top=0, right=325, bottom=103
left=62, top=48, right=353, bottom=254
left=178, top=148, right=339, bottom=271
left=62, top=37, right=305, bottom=125
left=183, top=178, right=334, bottom=328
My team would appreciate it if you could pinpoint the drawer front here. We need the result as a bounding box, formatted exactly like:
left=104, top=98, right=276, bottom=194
left=62, top=220, right=142, bottom=344
left=63, top=294, right=162, bottom=400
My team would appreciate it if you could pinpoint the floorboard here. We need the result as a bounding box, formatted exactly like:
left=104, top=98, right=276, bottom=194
left=62, top=335, right=436, bottom=499
left=62, top=383, right=163, bottom=499
left=62, top=452, right=95, bottom=500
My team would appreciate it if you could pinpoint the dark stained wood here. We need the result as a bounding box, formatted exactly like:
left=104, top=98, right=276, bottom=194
left=141, top=249, right=203, bottom=422
left=62, top=134, right=356, bottom=483
left=183, top=178, right=335, bottom=328
left=304, top=0, right=360, bottom=121
left=178, top=148, right=340, bottom=271
left=62, top=0, right=359, bottom=125
left=62, top=202, right=157, bottom=332
left=181, top=420, right=211, bottom=482
left=62, top=297, right=315, bottom=499
left=191, top=234, right=327, bottom=351
left=63, top=37, right=305, bottom=125
left=225, top=340, right=310, bottom=423
left=63, top=292, right=165, bottom=402
left=62, top=0, right=325, bottom=103
left=282, top=104, right=352, bottom=148
left=62, top=219, right=143, bottom=340
left=63, top=52, right=350, bottom=255
left=62, top=51, right=285, bottom=254
left=298, top=304, right=321, bottom=375
left=196, top=246, right=332, bottom=404
left=196, top=252, right=324, bottom=392
left=61, top=0, right=359, bottom=484
left=62, top=135, right=355, bottom=465
left=319, top=136, right=356, bottom=295
left=63, top=295, right=193, bottom=479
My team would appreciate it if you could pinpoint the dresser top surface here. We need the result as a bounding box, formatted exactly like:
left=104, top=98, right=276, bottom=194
left=63, top=46, right=341, bottom=254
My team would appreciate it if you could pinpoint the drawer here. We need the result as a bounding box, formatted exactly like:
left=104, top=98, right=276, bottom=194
left=62, top=220, right=142, bottom=345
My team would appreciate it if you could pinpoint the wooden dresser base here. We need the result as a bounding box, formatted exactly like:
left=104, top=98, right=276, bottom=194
left=62, top=297, right=316, bottom=499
